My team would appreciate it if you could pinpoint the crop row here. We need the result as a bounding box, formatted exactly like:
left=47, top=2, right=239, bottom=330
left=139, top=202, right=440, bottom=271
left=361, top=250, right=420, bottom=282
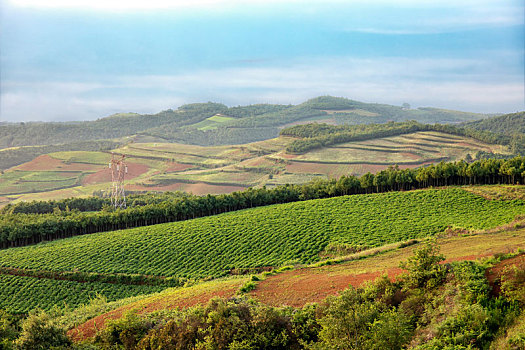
left=0, top=274, right=166, bottom=313
left=0, top=188, right=523, bottom=281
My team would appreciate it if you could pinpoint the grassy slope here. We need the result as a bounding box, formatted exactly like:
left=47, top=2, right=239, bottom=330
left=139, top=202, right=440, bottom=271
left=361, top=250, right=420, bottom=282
left=0, top=187, right=524, bottom=313
left=68, top=223, right=525, bottom=341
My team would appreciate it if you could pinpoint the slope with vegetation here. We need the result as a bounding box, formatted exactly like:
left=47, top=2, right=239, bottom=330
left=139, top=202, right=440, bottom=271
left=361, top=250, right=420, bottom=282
left=1, top=237, right=524, bottom=349
left=0, top=185, right=524, bottom=313
left=0, top=96, right=488, bottom=151
left=0, top=126, right=513, bottom=206
left=1, top=156, right=524, bottom=249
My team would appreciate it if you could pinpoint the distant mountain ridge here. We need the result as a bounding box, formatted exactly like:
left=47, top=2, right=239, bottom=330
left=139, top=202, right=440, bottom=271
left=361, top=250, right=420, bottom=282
left=0, top=96, right=490, bottom=149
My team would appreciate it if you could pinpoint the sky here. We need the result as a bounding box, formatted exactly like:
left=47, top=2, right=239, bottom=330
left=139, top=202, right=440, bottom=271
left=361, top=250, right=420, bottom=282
left=0, top=0, right=524, bottom=122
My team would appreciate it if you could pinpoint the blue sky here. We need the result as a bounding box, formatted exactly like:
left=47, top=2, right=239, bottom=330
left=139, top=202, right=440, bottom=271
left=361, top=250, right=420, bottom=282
left=0, top=0, right=523, bottom=122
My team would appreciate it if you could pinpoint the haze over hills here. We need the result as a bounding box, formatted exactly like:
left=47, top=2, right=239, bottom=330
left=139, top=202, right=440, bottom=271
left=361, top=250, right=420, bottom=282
left=0, top=96, right=489, bottom=149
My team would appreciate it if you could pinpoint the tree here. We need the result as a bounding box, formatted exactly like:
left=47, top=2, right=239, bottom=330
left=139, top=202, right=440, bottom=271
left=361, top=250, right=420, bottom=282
left=399, top=241, right=446, bottom=290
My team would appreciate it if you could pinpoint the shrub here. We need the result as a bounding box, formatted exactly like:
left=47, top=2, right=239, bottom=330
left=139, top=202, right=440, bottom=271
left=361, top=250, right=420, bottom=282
left=399, top=241, right=446, bottom=290
left=14, top=309, right=70, bottom=350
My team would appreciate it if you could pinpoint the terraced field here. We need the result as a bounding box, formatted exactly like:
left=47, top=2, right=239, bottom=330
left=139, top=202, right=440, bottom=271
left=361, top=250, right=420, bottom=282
left=0, top=131, right=511, bottom=205
left=0, top=187, right=523, bottom=312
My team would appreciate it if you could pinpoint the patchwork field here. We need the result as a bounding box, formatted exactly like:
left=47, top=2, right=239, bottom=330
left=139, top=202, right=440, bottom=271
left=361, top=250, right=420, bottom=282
left=0, top=130, right=512, bottom=205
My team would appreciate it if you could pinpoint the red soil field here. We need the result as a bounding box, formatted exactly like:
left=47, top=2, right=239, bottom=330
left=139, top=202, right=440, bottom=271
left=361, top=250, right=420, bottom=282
left=251, top=254, right=491, bottom=308
left=68, top=283, right=242, bottom=342
left=251, top=267, right=404, bottom=308
left=485, top=254, right=525, bottom=296
left=81, top=163, right=149, bottom=185
left=14, top=155, right=98, bottom=172
left=165, top=162, right=195, bottom=172
left=400, top=152, right=422, bottom=160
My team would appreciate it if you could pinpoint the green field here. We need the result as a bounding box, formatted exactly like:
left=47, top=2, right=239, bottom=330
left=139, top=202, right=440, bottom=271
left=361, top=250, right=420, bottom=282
left=0, top=170, right=81, bottom=195
left=1, top=188, right=523, bottom=280
left=0, top=274, right=166, bottom=313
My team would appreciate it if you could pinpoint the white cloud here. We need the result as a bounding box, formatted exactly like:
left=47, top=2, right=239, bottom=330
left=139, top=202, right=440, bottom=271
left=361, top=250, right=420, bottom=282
left=1, top=56, right=523, bottom=122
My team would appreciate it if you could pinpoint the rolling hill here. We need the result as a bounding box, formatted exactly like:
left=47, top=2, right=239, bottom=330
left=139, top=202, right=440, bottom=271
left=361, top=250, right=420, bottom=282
left=0, top=186, right=524, bottom=312
left=463, top=111, right=525, bottom=135
left=0, top=126, right=512, bottom=206
left=0, top=96, right=489, bottom=151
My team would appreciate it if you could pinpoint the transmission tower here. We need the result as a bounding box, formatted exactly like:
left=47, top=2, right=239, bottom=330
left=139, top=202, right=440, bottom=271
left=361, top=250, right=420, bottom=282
left=109, top=153, right=127, bottom=209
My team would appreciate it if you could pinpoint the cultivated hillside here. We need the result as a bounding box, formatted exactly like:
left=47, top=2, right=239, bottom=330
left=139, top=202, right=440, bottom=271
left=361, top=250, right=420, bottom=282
left=0, top=96, right=488, bottom=150
left=0, top=125, right=511, bottom=206
left=1, top=186, right=524, bottom=312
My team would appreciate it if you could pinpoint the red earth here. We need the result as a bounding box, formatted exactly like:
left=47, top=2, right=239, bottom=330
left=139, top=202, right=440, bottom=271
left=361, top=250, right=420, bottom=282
left=485, top=253, right=525, bottom=296
left=81, top=163, right=149, bottom=185
left=250, top=254, right=492, bottom=308
left=68, top=282, right=243, bottom=342
left=14, top=155, right=98, bottom=172
left=251, top=267, right=404, bottom=308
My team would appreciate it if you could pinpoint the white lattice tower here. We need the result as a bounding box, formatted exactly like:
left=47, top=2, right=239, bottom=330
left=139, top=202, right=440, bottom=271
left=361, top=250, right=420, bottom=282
left=109, top=153, right=127, bottom=209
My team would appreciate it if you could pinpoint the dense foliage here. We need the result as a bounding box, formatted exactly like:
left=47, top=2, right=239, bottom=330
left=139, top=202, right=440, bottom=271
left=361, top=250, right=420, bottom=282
left=463, top=111, right=525, bottom=135
left=1, top=156, right=524, bottom=249
left=0, top=189, right=522, bottom=285
left=0, top=192, right=190, bottom=215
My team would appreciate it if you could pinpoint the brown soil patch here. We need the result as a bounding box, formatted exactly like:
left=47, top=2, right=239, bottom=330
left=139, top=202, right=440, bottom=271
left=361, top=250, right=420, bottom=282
left=485, top=254, right=525, bottom=296
left=400, top=152, right=422, bottom=160
left=68, top=282, right=242, bottom=342
left=82, top=163, right=149, bottom=185
left=165, top=163, right=194, bottom=172
left=15, top=155, right=98, bottom=172
left=15, top=155, right=63, bottom=171
left=251, top=267, right=404, bottom=308
left=251, top=253, right=494, bottom=308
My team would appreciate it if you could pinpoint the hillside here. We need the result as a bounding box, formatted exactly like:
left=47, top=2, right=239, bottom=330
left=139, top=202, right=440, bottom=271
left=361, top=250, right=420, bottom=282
left=0, top=186, right=523, bottom=349
left=68, top=225, right=525, bottom=341
left=0, top=187, right=524, bottom=312
left=0, top=96, right=488, bottom=151
left=0, top=127, right=511, bottom=206
left=463, top=111, right=525, bottom=135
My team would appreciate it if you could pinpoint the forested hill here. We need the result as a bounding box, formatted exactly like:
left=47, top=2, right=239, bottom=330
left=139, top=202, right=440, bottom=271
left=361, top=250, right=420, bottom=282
left=462, top=111, right=525, bottom=135
left=0, top=96, right=488, bottom=149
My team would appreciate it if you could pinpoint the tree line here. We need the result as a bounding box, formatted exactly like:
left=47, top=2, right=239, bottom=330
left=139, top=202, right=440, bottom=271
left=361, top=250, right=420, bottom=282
left=1, top=156, right=524, bottom=249
left=281, top=121, right=525, bottom=154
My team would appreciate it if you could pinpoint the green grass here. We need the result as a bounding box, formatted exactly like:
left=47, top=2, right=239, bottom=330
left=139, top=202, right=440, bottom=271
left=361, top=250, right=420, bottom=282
left=0, top=171, right=80, bottom=195
left=193, top=115, right=236, bottom=131
left=0, top=188, right=523, bottom=281
left=0, top=274, right=166, bottom=313
left=50, top=151, right=111, bottom=165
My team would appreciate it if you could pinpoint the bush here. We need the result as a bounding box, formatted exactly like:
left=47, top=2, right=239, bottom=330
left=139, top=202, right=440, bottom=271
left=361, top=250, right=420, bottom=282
left=14, top=310, right=70, bottom=350
left=399, top=241, right=446, bottom=290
